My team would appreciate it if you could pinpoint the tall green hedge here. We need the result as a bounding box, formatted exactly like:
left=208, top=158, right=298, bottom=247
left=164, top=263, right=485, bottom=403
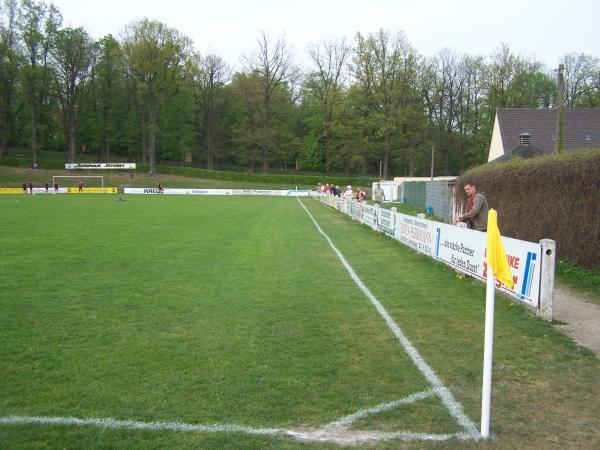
left=455, top=149, right=600, bottom=268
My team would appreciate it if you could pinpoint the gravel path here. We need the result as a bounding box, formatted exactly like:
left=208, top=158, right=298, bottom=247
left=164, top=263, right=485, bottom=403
left=552, top=284, right=600, bottom=358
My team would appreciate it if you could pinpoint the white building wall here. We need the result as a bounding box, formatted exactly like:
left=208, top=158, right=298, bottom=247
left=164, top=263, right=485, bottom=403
left=488, top=114, right=505, bottom=162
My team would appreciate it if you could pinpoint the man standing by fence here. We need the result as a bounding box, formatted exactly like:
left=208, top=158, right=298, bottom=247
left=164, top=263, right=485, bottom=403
left=373, top=183, right=385, bottom=206
left=456, top=181, right=489, bottom=231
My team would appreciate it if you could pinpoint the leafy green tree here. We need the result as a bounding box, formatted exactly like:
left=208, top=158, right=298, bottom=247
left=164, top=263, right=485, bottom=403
left=93, top=34, right=123, bottom=160
left=0, top=0, right=22, bottom=155
left=51, top=27, right=95, bottom=162
left=306, top=38, right=351, bottom=173
left=121, top=18, right=191, bottom=173
left=300, top=131, right=323, bottom=170
left=352, top=30, right=420, bottom=178
left=18, top=0, right=61, bottom=164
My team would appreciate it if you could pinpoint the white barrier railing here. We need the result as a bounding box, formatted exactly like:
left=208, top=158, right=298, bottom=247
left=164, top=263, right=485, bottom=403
left=124, top=188, right=310, bottom=196
left=314, top=193, right=555, bottom=316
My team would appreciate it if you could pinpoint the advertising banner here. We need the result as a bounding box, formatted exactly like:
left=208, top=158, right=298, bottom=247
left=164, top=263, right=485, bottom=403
left=66, top=187, right=117, bottom=193
left=433, top=222, right=541, bottom=306
left=394, top=214, right=435, bottom=257
left=378, top=207, right=396, bottom=237
left=123, top=188, right=310, bottom=196
left=314, top=193, right=542, bottom=307
left=65, top=163, right=136, bottom=170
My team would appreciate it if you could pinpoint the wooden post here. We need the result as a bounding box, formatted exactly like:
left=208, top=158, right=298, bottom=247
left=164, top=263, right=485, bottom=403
left=555, top=64, right=564, bottom=153
left=430, top=146, right=435, bottom=181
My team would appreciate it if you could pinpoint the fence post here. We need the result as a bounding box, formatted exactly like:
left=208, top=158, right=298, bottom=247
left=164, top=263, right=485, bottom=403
left=538, top=239, right=556, bottom=320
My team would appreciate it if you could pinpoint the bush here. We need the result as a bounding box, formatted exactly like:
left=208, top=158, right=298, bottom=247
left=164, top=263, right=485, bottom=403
left=455, top=149, right=600, bottom=268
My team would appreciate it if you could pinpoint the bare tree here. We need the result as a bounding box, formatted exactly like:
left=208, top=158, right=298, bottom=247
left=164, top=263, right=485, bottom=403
left=243, top=31, right=301, bottom=172
left=307, top=38, right=351, bottom=172
left=562, top=53, right=600, bottom=107
left=192, top=52, right=229, bottom=169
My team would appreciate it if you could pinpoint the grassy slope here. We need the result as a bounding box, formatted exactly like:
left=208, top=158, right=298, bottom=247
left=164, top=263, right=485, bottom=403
left=0, top=165, right=314, bottom=190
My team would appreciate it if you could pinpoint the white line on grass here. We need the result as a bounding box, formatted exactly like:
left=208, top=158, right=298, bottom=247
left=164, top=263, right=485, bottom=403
left=296, top=198, right=479, bottom=437
left=321, top=388, right=436, bottom=430
left=0, top=414, right=473, bottom=445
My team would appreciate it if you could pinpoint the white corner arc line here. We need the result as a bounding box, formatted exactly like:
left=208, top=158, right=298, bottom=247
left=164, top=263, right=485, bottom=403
left=297, top=198, right=478, bottom=436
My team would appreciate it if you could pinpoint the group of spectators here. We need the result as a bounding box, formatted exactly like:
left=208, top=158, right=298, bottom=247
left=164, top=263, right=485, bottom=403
left=316, top=179, right=488, bottom=230
left=317, top=183, right=367, bottom=202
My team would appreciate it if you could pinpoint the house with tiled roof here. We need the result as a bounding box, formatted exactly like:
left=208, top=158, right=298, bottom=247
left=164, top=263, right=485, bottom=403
left=487, top=108, right=600, bottom=162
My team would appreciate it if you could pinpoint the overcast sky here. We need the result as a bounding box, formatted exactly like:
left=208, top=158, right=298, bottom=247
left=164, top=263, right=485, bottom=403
left=51, top=0, right=599, bottom=71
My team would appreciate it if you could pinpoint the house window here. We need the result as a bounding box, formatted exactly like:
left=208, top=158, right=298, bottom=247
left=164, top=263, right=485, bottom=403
left=552, top=134, right=556, bottom=141
left=585, top=134, right=591, bottom=142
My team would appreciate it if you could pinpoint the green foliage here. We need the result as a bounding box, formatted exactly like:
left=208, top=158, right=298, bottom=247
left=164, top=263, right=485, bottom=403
left=456, top=148, right=600, bottom=268
left=301, top=131, right=323, bottom=169
left=1, top=5, right=600, bottom=178
left=556, top=259, right=600, bottom=304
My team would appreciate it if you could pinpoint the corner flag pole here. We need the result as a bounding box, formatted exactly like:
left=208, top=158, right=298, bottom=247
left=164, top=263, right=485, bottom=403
left=480, top=250, right=496, bottom=438
left=481, top=209, right=515, bottom=439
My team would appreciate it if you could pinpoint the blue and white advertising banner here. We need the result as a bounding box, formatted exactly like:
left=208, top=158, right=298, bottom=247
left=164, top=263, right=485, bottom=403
left=124, top=188, right=310, bottom=196
left=433, top=223, right=541, bottom=306
left=314, top=193, right=542, bottom=307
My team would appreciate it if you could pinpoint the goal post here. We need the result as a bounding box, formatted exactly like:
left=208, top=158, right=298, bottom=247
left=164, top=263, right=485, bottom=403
left=52, top=176, right=104, bottom=188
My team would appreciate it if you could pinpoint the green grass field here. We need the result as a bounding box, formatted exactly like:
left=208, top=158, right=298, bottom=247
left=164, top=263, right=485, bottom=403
left=1, top=194, right=599, bottom=449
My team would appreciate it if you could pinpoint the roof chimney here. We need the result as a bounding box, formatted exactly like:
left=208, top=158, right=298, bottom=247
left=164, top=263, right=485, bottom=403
left=519, top=132, right=532, bottom=146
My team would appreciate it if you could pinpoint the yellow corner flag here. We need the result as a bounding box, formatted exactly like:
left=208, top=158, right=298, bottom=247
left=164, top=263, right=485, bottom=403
left=486, top=209, right=515, bottom=289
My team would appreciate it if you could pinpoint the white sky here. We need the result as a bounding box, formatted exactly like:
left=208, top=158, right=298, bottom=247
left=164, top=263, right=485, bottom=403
left=51, top=0, right=599, bottom=72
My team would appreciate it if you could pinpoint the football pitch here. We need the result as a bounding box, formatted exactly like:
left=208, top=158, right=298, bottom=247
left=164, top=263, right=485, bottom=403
left=1, top=194, right=599, bottom=449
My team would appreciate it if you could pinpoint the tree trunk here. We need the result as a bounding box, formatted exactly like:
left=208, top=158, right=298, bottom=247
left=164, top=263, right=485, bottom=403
left=147, top=106, right=157, bottom=174
left=141, top=108, right=147, bottom=165
left=31, top=105, right=38, bottom=167
left=383, top=134, right=390, bottom=179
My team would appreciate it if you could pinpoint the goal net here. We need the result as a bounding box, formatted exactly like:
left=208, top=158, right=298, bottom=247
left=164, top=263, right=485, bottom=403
left=52, top=176, right=104, bottom=188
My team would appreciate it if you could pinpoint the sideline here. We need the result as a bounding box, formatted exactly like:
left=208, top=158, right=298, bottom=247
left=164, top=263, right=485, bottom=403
left=296, top=197, right=479, bottom=436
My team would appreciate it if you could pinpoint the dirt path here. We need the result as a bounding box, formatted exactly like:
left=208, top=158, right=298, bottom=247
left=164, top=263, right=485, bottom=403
left=552, top=284, right=600, bottom=358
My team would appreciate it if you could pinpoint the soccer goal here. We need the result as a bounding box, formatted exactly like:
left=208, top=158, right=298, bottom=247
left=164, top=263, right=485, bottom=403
left=52, top=175, right=104, bottom=188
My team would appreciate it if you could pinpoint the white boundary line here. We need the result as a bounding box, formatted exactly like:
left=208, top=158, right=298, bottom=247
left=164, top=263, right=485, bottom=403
left=296, top=197, right=479, bottom=437
left=0, top=392, right=468, bottom=445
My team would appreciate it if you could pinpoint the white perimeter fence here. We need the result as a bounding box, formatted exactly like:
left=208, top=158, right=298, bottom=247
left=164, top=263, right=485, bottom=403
left=123, top=188, right=310, bottom=196
left=314, top=193, right=555, bottom=320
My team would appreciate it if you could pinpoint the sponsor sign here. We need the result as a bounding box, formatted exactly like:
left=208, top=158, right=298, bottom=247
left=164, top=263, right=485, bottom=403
left=66, top=187, right=117, bottom=193
left=0, top=187, right=68, bottom=194
left=378, top=208, right=396, bottom=237
left=433, top=223, right=541, bottom=306
left=361, top=204, right=378, bottom=230
left=0, top=188, right=27, bottom=194
left=395, top=214, right=434, bottom=257
left=123, top=188, right=310, bottom=196
left=65, top=163, right=136, bottom=170
left=314, top=193, right=542, bottom=307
